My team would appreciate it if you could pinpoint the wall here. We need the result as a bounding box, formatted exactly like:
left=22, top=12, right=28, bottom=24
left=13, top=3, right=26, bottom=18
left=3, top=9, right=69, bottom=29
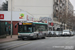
left=8, top=0, right=53, bottom=21
left=4, top=21, right=19, bottom=35
left=12, top=21, right=18, bottom=35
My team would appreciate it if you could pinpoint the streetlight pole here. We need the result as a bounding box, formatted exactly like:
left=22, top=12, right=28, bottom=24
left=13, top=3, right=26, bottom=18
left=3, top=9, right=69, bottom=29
left=11, top=0, right=12, bottom=38
left=47, top=17, right=49, bottom=31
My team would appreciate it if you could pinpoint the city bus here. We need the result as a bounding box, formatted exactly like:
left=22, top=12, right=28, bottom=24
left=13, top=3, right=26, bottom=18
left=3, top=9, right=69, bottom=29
left=15, top=21, right=48, bottom=40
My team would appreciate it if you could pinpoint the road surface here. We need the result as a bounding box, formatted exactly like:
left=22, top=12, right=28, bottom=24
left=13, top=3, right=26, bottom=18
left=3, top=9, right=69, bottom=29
left=0, top=36, right=75, bottom=50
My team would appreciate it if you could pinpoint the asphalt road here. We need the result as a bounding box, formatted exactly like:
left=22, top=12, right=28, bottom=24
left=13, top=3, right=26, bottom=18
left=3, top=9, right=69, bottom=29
left=0, top=36, right=75, bottom=50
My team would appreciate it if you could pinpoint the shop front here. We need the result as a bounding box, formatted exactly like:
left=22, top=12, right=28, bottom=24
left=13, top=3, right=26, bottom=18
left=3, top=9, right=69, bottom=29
left=0, top=11, right=34, bottom=35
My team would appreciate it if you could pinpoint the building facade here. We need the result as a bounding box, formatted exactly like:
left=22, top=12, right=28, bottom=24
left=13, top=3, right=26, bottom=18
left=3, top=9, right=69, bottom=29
left=8, top=0, right=73, bottom=31
left=0, top=11, right=34, bottom=35
left=66, top=0, right=73, bottom=17
left=8, top=0, right=53, bottom=21
left=53, top=0, right=73, bottom=29
left=53, top=0, right=73, bottom=19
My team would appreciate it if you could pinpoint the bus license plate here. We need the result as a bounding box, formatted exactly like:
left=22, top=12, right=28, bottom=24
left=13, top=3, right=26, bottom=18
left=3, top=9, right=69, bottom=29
left=24, top=37, right=27, bottom=38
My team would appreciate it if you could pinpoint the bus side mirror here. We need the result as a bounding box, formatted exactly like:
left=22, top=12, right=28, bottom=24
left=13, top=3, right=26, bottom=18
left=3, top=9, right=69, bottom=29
left=15, top=23, right=17, bottom=28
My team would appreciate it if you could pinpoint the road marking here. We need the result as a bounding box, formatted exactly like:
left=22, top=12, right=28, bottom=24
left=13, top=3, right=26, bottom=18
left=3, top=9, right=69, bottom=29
left=0, top=42, right=18, bottom=47
left=1, top=42, right=31, bottom=50
left=64, top=46, right=74, bottom=49
left=52, top=46, right=74, bottom=50
left=0, top=41, right=27, bottom=47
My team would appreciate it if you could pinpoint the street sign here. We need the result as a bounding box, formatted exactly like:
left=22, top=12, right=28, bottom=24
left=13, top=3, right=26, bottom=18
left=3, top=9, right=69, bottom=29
left=51, top=22, right=54, bottom=26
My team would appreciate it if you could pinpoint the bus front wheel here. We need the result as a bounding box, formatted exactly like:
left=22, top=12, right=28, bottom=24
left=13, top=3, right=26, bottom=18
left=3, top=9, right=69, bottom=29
left=22, top=38, right=24, bottom=40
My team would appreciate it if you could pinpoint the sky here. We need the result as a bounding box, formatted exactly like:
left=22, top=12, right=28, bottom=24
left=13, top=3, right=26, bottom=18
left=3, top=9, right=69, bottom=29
left=0, top=0, right=75, bottom=10
left=0, top=0, right=5, bottom=7
left=70, top=0, right=75, bottom=10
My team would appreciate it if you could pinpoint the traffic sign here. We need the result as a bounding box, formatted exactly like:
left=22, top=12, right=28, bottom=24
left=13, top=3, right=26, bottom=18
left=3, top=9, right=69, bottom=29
left=51, top=22, right=54, bottom=26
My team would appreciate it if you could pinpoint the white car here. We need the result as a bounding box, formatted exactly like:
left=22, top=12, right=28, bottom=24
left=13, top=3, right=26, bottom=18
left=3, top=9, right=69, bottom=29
left=47, top=31, right=56, bottom=37
left=70, top=31, right=74, bottom=36
left=62, top=30, right=71, bottom=36
left=55, top=31, right=62, bottom=36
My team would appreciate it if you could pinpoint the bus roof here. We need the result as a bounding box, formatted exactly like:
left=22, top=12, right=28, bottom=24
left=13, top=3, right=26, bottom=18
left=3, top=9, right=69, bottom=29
left=33, top=22, right=47, bottom=25
left=19, top=21, right=48, bottom=25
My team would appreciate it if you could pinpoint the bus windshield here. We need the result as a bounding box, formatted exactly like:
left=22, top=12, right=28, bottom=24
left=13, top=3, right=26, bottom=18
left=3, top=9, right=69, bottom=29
left=18, top=25, right=33, bottom=33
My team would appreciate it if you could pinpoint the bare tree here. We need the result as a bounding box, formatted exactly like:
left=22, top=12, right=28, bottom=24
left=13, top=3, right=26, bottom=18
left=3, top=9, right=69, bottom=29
left=2, top=1, right=8, bottom=11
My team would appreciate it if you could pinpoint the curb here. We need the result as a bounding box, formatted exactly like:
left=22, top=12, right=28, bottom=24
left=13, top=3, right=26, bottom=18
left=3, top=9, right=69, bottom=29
left=0, top=39, right=18, bottom=44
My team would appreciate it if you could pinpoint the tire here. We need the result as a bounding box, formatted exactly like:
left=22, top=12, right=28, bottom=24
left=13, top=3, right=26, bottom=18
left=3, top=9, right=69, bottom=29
left=49, top=32, right=51, bottom=37
left=37, top=34, right=39, bottom=39
left=42, top=34, right=46, bottom=39
left=42, top=37, right=45, bottom=39
left=22, top=38, right=24, bottom=40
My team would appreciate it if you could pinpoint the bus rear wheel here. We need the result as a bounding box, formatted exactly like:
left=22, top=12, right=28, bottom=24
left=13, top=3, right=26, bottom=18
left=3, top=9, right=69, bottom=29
left=42, top=37, right=45, bottom=39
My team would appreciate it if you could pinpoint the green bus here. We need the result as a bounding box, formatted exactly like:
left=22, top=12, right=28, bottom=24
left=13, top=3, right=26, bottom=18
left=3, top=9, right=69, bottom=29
left=15, top=21, right=48, bottom=40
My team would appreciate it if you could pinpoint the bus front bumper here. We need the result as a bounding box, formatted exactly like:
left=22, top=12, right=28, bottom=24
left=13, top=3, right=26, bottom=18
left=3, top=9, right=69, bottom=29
left=18, top=35, right=34, bottom=39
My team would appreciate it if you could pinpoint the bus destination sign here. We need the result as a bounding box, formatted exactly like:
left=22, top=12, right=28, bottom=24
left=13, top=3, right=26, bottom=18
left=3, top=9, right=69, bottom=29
left=23, top=23, right=32, bottom=25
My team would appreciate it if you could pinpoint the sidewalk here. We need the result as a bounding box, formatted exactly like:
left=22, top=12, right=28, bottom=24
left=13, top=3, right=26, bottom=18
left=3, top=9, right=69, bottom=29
left=0, top=35, right=18, bottom=43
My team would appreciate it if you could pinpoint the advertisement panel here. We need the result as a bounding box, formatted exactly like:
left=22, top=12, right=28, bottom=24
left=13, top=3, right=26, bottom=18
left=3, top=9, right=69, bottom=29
left=0, top=11, right=34, bottom=21
left=0, top=14, right=4, bottom=19
left=19, top=13, right=25, bottom=19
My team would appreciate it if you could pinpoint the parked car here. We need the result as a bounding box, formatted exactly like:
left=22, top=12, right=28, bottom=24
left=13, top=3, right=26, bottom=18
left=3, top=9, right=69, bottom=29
left=55, top=31, right=62, bottom=36
left=47, top=31, right=57, bottom=37
left=61, top=30, right=71, bottom=36
left=70, top=31, right=74, bottom=36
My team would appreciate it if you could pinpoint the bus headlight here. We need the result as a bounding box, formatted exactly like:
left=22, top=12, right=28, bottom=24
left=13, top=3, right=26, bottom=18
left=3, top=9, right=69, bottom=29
left=18, top=33, right=19, bottom=35
left=30, top=33, right=34, bottom=36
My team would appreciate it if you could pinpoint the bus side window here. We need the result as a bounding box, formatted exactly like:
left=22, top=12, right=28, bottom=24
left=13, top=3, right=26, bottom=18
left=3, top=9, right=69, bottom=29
left=33, top=27, right=35, bottom=32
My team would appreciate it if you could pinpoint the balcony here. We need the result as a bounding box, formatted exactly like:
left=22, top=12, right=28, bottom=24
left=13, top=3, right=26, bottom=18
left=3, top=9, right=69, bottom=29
left=54, top=0, right=59, bottom=4
left=56, top=7, right=59, bottom=10
left=54, top=0, right=58, bottom=2
left=62, top=1, right=65, bottom=4
left=60, top=3, right=62, bottom=7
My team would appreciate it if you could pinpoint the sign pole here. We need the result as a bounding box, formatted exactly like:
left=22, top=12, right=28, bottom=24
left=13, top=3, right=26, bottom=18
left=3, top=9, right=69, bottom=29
left=51, top=22, right=53, bottom=34
left=47, top=18, right=49, bottom=31
left=52, top=23, right=53, bottom=35
left=11, top=0, right=12, bottom=38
